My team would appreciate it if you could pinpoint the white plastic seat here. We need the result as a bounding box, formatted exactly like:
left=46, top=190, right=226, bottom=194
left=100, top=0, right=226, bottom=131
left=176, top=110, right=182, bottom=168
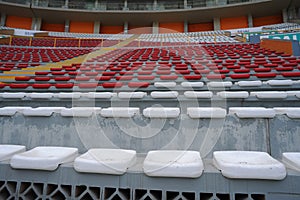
left=187, top=107, right=226, bottom=118
left=229, top=107, right=276, bottom=118
left=2, top=92, right=26, bottom=99
left=143, top=150, right=204, bottom=178
left=86, top=92, right=116, bottom=99
left=282, top=152, right=300, bottom=172
left=181, top=82, right=204, bottom=88
left=184, top=91, right=213, bottom=99
left=207, top=82, right=232, bottom=88
left=0, top=107, right=31, bottom=116
left=250, top=91, right=287, bottom=99
left=0, top=145, right=26, bottom=161
left=143, top=107, right=180, bottom=118
left=57, top=92, right=81, bottom=99
left=213, top=151, right=286, bottom=180
left=10, top=146, right=78, bottom=171
left=100, top=107, right=139, bottom=118
left=150, top=91, right=178, bottom=99
left=266, top=80, right=293, bottom=86
left=273, top=107, right=300, bottom=118
left=118, top=92, right=146, bottom=99
left=28, top=93, right=54, bottom=99
left=61, top=107, right=101, bottom=117
left=154, top=82, right=176, bottom=88
left=217, top=91, right=249, bottom=99
left=237, top=81, right=262, bottom=87
left=74, top=149, right=136, bottom=175
left=22, top=107, right=57, bottom=117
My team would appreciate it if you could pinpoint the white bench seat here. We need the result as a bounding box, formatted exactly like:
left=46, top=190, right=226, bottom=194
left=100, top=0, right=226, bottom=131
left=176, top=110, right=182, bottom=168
left=143, top=150, right=204, bottom=178
left=74, top=149, right=136, bottom=175
left=0, top=145, right=26, bottom=161
left=143, top=107, right=180, bottom=118
left=213, top=151, right=286, bottom=180
left=10, top=146, right=78, bottom=171
left=100, top=107, right=139, bottom=118
left=229, top=107, right=276, bottom=118
left=187, top=107, right=226, bottom=118
left=184, top=91, right=213, bottom=99
left=61, top=107, right=101, bottom=117
left=150, top=91, right=178, bottom=99
left=217, top=91, right=249, bottom=99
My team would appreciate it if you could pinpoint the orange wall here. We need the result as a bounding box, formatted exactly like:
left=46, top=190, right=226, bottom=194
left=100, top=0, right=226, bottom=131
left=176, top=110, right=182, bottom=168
left=260, top=39, right=293, bottom=55
left=41, top=22, right=65, bottom=32
left=100, top=26, right=124, bottom=34
left=188, top=22, right=213, bottom=32
left=6, top=15, right=32, bottom=30
left=128, top=26, right=152, bottom=34
left=253, top=15, right=283, bottom=27
left=159, top=22, right=184, bottom=33
left=220, top=16, right=248, bottom=30
left=69, top=21, right=94, bottom=33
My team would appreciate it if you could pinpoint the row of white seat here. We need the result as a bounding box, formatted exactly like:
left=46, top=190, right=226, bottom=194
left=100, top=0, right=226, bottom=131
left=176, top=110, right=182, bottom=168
left=0, top=106, right=299, bottom=118
left=1, top=145, right=299, bottom=180
left=1, top=90, right=300, bottom=99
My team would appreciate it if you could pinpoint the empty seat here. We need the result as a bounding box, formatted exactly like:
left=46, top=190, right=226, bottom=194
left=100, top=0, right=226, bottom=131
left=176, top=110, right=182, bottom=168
left=237, top=81, right=262, bottom=87
left=217, top=91, right=249, bottom=99
left=22, top=107, right=62, bottom=117
left=150, top=91, right=178, bottom=99
left=0, top=106, right=31, bottom=116
left=74, top=149, right=136, bottom=175
left=266, top=80, right=293, bottom=86
left=0, top=145, right=26, bottom=161
left=213, top=151, right=286, bottom=180
left=184, top=91, right=213, bottom=99
left=282, top=152, right=300, bottom=172
left=10, top=146, right=78, bottom=171
left=100, top=107, right=140, bottom=118
left=118, top=92, right=146, bottom=99
left=181, top=82, right=204, bottom=88
left=143, top=150, right=203, bottom=178
left=229, top=107, right=276, bottom=118
left=28, top=93, right=54, bottom=99
left=207, top=82, right=232, bottom=88
left=86, top=92, right=116, bottom=99
left=57, top=92, right=81, bottom=99
left=250, top=91, right=287, bottom=99
left=2, top=92, right=26, bottom=99
left=187, top=107, right=226, bottom=118
left=154, top=82, right=176, bottom=88
left=143, top=107, right=180, bottom=118
left=273, top=107, right=300, bottom=118
left=61, top=107, right=101, bottom=117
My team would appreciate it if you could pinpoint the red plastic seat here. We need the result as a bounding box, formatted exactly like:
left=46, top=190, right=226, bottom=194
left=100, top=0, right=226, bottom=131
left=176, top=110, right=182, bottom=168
left=0, top=83, right=7, bottom=88
left=245, top=64, right=259, bottom=68
left=156, top=70, right=171, bottom=75
left=254, top=68, right=271, bottom=72
left=15, top=76, right=31, bottom=81
left=55, top=83, right=74, bottom=88
left=137, top=75, right=155, bottom=80
left=50, top=68, right=62, bottom=71
left=85, top=72, right=99, bottom=76
left=78, top=83, right=98, bottom=88
left=102, top=82, right=123, bottom=88
left=75, top=76, right=90, bottom=81
left=160, top=75, right=178, bottom=80
left=234, top=68, right=250, bottom=73
left=275, top=67, right=294, bottom=71
left=281, top=72, right=300, bottom=77
left=35, top=72, right=49, bottom=75
left=263, top=63, right=278, bottom=68
left=175, top=70, right=190, bottom=75
left=255, top=73, right=277, bottom=78
left=128, top=82, right=150, bottom=88
left=102, top=72, right=117, bottom=76
left=138, top=71, right=152, bottom=75
left=94, top=76, right=112, bottom=81
left=54, top=76, right=71, bottom=81
left=52, top=71, right=66, bottom=76
left=115, top=76, right=133, bottom=81
left=9, top=83, right=29, bottom=88
left=34, top=76, right=51, bottom=81
left=194, top=69, right=210, bottom=74
left=183, top=75, right=202, bottom=80
left=230, top=74, right=250, bottom=79
left=206, top=74, right=226, bottom=79
left=32, top=83, right=51, bottom=89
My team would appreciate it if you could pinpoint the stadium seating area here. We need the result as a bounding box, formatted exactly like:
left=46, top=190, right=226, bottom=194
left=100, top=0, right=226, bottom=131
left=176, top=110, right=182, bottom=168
left=0, top=21, right=300, bottom=199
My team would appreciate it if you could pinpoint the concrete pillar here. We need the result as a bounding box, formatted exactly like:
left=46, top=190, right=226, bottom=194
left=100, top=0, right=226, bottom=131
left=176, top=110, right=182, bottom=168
left=184, top=20, right=188, bottom=33
left=64, top=0, right=68, bottom=8
left=31, top=17, right=42, bottom=30
left=94, top=21, right=100, bottom=34
left=95, top=0, right=98, bottom=9
left=153, top=21, right=159, bottom=34
left=213, top=17, right=220, bottom=30
left=124, top=0, right=128, bottom=10
left=65, top=20, right=70, bottom=32
left=0, top=13, right=6, bottom=26
left=124, top=21, right=128, bottom=34
left=248, top=13, right=253, bottom=28
left=282, top=8, right=288, bottom=23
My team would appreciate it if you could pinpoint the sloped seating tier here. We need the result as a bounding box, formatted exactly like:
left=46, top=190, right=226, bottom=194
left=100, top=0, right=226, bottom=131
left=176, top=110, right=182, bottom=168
left=3, top=43, right=300, bottom=91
